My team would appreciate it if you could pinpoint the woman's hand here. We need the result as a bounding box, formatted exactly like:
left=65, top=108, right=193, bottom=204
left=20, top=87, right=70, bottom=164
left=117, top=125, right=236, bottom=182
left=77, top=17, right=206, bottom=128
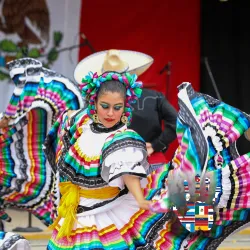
left=146, top=142, right=154, bottom=157
left=137, top=199, right=152, bottom=210
left=123, top=175, right=152, bottom=210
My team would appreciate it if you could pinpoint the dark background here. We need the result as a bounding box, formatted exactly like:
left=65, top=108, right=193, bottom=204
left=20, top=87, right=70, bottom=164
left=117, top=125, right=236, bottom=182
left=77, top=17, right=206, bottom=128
left=200, top=0, right=250, bottom=154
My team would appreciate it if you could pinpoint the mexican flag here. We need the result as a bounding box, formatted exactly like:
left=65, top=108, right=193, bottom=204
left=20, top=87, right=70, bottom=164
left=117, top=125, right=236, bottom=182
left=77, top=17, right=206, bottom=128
left=0, top=0, right=82, bottom=110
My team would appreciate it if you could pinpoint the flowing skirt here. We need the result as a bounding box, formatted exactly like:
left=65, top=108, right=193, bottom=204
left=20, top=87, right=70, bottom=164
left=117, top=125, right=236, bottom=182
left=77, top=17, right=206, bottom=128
left=0, top=58, right=84, bottom=226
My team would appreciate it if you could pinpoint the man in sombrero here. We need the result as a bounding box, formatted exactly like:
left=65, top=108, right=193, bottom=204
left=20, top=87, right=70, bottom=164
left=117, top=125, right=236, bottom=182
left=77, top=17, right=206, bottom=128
left=74, top=49, right=178, bottom=171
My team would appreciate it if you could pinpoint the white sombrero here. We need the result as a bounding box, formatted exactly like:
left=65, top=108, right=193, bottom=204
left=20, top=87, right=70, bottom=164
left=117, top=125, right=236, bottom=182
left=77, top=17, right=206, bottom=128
left=74, top=49, right=154, bottom=84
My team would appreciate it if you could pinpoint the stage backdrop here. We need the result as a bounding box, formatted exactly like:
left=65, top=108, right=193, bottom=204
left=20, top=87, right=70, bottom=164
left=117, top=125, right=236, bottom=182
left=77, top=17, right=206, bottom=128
left=0, top=0, right=200, bottom=161
left=78, top=0, right=201, bottom=160
left=201, top=0, right=250, bottom=155
left=79, top=0, right=200, bottom=109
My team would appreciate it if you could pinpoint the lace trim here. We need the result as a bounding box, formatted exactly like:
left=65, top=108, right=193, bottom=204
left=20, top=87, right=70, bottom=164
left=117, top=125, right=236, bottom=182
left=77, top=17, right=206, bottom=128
left=43, top=134, right=57, bottom=174
left=59, top=161, right=107, bottom=188
left=76, top=187, right=128, bottom=213
left=137, top=212, right=174, bottom=249
left=56, top=130, right=107, bottom=188
left=7, top=57, right=41, bottom=72
left=109, top=171, right=146, bottom=182
left=102, top=138, right=146, bottom=163
left=0, top=117, right=28, bottom=196
left=0, top=234, right=26, bottom=250
left=203, top=94, right=221, bottom=107
left=178, top=98, right=208, bottom=169
left=206, top=217, right=250, bottom=249
left=90, top=121, right=124, bottom=133
left=229, top=142, right=240, bottom=160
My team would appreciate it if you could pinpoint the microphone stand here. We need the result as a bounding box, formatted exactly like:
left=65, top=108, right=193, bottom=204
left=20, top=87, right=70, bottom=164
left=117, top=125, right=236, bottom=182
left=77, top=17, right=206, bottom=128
left=202, top=57, right=222, bottom=101
left=12, top=211, right=43, bottom=233
left=202, top=57, right=250, bottom=142
left=159, top=61, right=172, bottom=99
left=40, top=36, right=96, bottom=58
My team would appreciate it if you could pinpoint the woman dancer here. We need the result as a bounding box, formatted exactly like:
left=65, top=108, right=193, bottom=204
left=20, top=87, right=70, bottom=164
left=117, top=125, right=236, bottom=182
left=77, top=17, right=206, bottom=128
left=44, top=70, right=250, bottom=249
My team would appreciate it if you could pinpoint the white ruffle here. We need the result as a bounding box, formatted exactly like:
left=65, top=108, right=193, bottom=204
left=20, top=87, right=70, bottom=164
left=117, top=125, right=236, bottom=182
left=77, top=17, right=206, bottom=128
left=204, top=126, right=223, bottom=152
left=216, top=165, right=232, bottom=208
left=0, top=232, right=31, bottom=250
left=59, top=192, right=138, bottom=229
left=101, top=147, right=148, bottom=189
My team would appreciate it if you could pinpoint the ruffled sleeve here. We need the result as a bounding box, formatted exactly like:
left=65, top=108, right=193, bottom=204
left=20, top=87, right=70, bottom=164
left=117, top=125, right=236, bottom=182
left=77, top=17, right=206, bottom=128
left=101, top=129, right=149, bottom=189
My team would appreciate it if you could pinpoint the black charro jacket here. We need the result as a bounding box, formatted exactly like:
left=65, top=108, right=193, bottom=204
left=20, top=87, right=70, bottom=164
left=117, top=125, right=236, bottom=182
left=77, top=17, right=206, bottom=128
left=129, top=89, right=178, bottom=153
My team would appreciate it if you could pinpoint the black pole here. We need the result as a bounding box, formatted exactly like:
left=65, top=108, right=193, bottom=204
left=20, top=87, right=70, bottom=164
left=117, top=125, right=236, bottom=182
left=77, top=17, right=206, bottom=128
left=202, top=58, right=250, bottom=146
left=159, top=61, right=172, bottom=99
left=0, top=219, right=3, bottom=231
left=202, top=57, right=222, bottom=101
left=12, top=211, right=43, bottom=232
left=166, top=61, right=172, bottom=99
left=39, top=39, right=96, bottom=58
left=28, top=211, right=32, bottom=227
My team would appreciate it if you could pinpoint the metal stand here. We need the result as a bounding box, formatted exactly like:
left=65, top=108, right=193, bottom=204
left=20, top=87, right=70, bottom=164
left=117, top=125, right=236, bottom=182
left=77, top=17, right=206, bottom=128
left=12, top=212, right=43, bottom=232
left=0, top=220, right=4, bottom=231
left=202, top=57, right=250, bottom=145
left=202, top=57, right=222, bottom=101
left=159, top=61, right=172, bottom=99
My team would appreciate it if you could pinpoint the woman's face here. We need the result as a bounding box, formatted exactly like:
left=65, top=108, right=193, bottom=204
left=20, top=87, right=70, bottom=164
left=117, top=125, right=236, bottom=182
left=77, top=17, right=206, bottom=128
left=96, top=91, right=125, bottom=128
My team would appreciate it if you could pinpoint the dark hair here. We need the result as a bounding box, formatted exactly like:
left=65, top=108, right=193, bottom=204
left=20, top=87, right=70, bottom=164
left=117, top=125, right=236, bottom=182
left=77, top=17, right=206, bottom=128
left=97, top=77, right=126, bottom=101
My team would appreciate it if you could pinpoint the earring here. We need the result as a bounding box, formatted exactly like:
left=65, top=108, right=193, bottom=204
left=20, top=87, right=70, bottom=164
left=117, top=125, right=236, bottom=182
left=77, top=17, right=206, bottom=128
left=92, top=113, right=99, bottom=123
left=121, top=114, right=128, bottom=125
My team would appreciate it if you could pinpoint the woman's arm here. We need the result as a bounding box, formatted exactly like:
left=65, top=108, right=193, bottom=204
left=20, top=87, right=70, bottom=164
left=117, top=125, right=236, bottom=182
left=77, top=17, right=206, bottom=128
left=123, top=174, right=151, bottom=210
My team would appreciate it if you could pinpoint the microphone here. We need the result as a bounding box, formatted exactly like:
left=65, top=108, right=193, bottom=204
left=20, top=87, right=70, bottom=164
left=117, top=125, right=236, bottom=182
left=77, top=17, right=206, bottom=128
left=159, top=62, right=172, bottom=99
left=80, top=33, right=96, bottom=53
left=159, top=62, right=172, bottom=75
left=80, top=33, right=87, bottom=40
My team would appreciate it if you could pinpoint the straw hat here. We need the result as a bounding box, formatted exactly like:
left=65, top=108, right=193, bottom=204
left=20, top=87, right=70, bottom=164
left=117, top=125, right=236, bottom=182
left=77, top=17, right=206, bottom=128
left=74, top=49, right=154, bottom=84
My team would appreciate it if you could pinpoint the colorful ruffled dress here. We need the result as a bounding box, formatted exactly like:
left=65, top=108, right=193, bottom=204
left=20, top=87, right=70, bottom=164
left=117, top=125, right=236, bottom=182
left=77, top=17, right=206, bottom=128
left=44, top=81, right=250, bottom=250
left=150, top=82, right=250, bottom=249
left=44, top=109, right=168, bottom=249
left=0, top=58, right=84, bottom=228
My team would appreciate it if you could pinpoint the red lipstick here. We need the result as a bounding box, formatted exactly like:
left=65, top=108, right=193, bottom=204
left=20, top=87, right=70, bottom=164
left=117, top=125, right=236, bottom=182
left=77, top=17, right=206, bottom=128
left=104, top=118, right=115, bottom=122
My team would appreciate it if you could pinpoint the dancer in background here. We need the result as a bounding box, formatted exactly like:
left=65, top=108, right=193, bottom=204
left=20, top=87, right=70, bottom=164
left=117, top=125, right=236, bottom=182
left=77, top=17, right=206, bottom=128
left=75, top=49, right=178, bottom=173
left=130, top=88, right=177, bottom=173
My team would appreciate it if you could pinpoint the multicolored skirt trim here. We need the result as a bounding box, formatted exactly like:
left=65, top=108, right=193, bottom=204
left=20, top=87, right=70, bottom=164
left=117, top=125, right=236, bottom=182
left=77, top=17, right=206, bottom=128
left=0, top=58, right=84, bottom=226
